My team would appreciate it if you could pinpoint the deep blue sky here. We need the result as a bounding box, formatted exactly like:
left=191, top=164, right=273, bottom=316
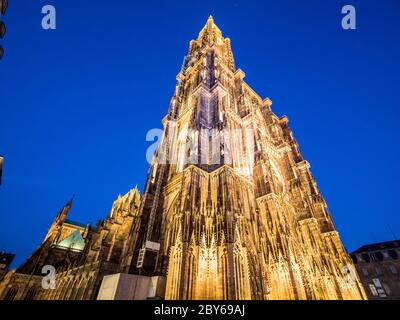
left=1, top=0, right=399, bottom=268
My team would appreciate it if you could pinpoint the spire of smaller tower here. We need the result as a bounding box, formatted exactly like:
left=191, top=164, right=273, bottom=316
left=43, top=195, right=75, bottom=242
left=67, top=194, right=75, bottom=207
left=56, top=195, right=74, bottom=222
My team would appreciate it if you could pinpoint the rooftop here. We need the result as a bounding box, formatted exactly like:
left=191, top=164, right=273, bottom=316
left=352, top=240, right=400, bottom=254
left=64, top=219, right=87, bottom=229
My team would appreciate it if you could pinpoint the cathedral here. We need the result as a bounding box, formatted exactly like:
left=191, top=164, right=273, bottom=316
left=0, top=17, right=366, bottom=300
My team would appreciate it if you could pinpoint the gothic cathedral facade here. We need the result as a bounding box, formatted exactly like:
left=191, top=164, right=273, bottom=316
left=0, top=17, right=366, bottom=300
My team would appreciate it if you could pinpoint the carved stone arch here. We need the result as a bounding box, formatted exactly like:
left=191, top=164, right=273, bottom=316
left=3, top=286, right=19, bottom=300
left=165, top=241, right=183, bottom=300
left=82, top=275, right=95, bottom=300
left=161, top=189, right=181, bottom=251
left=69, top=277, right=81, bottom=300
left=53, top=278, right=64, bottom=300
left=66, top=276, right=78, bottom=300
left=60, top=278, right=72, bottom=300
left=75, top=276, right=88, bottom=300
left=269, top=158, right=285, bottom=195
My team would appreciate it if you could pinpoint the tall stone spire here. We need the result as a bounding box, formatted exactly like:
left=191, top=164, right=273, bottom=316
left=132, top=17, right=366, bottom=300
left=182, top=17, right=235, bottom=74
left=198, top=15, right=221, bottom=42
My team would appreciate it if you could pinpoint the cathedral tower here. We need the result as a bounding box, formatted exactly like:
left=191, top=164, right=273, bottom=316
left=134, top=17, right=366, bottom=300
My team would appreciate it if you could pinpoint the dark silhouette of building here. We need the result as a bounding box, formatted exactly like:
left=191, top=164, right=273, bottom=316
left=0, top=252, right=15, bottom=281
left=0, top=0, right=8, bottom=59
left=351, top=240, right=400, bottom=300
left=0, top=155, right=4, bottom=185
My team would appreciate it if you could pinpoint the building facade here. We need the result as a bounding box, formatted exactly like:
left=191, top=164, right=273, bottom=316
left=0, top=17, right=366, bottom=300
left=0, top=189, right=143, bottom=300
left=351, top=241, right=400, bottom=300
left=0, top=252, right=14, bottom=281
left=132, top=16, right=366, bottom=300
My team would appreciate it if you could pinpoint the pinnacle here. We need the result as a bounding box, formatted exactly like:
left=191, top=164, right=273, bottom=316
left=203, top=15, right=216, bottom=30
left=67, top=194, right=75, bottom=207
left=199, top=15, right=223, bottom=41
left=206, top=15, right=216, bottom=28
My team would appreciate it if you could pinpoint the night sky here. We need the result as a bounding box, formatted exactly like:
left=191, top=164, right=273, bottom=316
left=1, top=0, right=399, bottom=268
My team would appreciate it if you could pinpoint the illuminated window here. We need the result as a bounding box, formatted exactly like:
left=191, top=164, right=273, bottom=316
left=369, top=284, right=378, bottom=297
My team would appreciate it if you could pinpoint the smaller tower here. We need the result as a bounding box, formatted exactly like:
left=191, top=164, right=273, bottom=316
left=16, top=195, right=86, bottom=276
left=44, top=196, right=74, bottom=243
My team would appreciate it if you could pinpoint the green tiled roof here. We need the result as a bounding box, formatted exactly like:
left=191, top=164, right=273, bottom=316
left=54, top=230, right=85, bottom=252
